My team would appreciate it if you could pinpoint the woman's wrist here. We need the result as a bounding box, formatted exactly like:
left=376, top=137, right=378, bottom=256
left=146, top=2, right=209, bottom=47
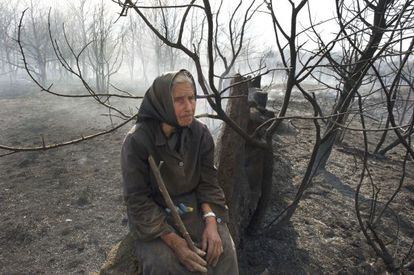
left=161, top=232, right=182, bottom=248
left=204, top=216, right=217, bottom=227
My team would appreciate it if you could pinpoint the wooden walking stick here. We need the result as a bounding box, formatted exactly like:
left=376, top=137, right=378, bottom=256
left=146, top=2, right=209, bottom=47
left=148, top=155, right=207, bottom=274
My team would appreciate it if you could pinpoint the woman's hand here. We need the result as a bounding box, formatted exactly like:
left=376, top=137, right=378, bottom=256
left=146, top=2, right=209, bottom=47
left=161, top=232, right=207, bottom=272
left=201, top=217, right=223, bottom=267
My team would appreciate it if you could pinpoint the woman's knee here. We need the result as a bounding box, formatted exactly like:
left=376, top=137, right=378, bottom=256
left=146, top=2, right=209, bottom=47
left=136, top=240, right=174, bottom=264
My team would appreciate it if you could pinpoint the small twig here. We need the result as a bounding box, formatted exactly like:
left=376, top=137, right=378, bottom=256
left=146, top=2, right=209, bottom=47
left=41, top=135, right=45, bottom=148
left=109, top=83, right=143, bottom=97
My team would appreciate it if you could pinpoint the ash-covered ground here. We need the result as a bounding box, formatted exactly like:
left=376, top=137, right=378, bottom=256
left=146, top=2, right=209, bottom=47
left=1, top=81, right=413, bottom=274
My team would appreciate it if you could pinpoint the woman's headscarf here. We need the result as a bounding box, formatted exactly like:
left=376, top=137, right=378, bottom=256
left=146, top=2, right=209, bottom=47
left=137, top=69, right=196, bottom=155
left=137, top=69, right=196, bottom=125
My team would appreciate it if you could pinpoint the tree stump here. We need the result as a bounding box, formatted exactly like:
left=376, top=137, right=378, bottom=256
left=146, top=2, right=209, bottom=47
left=98, top=233, right=141, bottom=275
left=216, top=74, right=274, bottom=247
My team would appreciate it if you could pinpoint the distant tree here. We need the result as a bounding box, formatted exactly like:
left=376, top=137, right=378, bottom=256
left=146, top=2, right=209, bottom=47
left=87, top=0, right=124, bottom=93
left=0, top=1, right=20, bottom=82
left=66, top=0, right=91, bottom=80
left=19, top=0, right=56, bottom=85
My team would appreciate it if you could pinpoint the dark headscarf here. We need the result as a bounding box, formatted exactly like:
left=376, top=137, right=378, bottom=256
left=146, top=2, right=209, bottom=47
left=138, top=70, right=196, bottom=125
left=137, top=69, right=196, bottom=155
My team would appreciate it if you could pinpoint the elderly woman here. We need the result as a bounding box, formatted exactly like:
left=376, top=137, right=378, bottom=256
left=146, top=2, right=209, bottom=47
left=121, top=69, right=239, bottom=274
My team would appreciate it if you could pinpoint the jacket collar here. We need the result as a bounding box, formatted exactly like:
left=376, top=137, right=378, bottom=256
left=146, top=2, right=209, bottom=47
left=154, top=120, right=196, bottom=147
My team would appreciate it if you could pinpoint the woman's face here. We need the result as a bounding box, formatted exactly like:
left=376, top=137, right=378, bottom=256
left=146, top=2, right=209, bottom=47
left=172, top=82, right=196, bottom=127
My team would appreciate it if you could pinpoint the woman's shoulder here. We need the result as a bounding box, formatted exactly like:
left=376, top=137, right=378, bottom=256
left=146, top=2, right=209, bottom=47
left=190, top=118, right=210, bottom=134
left=124, top=121, right=156, bottom=146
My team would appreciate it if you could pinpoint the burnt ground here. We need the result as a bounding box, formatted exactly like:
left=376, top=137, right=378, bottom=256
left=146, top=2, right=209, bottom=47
left=238, top=97, right=414, bottom=274
left=1, top=81, right=413, bottom=274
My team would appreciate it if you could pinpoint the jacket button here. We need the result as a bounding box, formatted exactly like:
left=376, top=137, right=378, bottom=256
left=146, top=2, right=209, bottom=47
left=178, top=161, right=184, bottom=167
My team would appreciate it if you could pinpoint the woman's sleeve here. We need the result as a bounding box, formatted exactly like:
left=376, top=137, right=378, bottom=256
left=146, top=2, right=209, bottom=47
left=121, top=131, right=174, bottom=241
left=195, top=126, right=229, bottom=222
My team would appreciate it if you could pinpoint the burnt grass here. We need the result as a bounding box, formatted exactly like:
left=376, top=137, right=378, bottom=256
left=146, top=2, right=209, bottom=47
left=1, top=82, right=413, bottom=274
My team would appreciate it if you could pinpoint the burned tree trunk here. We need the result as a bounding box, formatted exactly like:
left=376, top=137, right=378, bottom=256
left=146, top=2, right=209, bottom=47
left=216, top=74, right=274, bottom=246
left=312, top=0, right=393, bottom=172
left=215, top=75, right=251, bottom=245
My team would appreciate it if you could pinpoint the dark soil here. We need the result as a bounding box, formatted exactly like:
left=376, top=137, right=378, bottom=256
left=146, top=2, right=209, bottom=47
left=1, top=82, right=413, bottom=274
left=237, top=98, right=414, bottom=274
left=0, top=82, right=134, bottom=274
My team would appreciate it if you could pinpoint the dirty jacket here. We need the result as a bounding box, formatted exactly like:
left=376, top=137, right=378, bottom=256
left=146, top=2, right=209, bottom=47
left=121, top=70, right=229, bottom=242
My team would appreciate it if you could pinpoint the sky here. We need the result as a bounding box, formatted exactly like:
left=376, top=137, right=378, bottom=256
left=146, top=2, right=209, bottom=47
left=252, top=1, right=338, bottom=50
left=10, top=0, right=338, bottom=50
